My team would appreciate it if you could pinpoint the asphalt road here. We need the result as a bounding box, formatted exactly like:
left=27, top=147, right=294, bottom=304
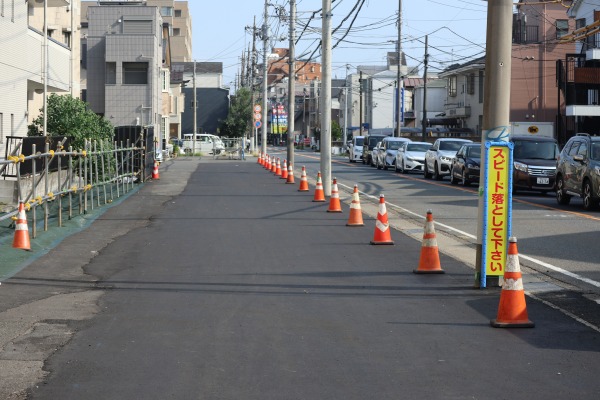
left=289, top=150, right=600, bottom=295
left=1, top=155, right=599, bottom=399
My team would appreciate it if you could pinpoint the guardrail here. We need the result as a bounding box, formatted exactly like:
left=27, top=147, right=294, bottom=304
left=1, top=138, right=143, bottom=241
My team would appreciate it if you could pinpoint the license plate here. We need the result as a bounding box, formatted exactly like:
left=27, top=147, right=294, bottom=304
left=537, top=177, right=550, bottom=185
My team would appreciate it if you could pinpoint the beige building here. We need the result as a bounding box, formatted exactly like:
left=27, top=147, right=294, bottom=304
left=0, top=0, right=80, bottom=157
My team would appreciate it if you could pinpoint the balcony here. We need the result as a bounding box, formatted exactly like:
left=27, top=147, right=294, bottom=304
left=513, top=25, right=539, bottom=44
left=26, top=27, right=71, bottom=93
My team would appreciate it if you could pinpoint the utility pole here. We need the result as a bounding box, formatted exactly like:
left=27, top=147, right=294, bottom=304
left=475, top=0, right=513, bottom=288
left=193, top=60, right=197, bottom=154
left=250, top=17, right=257, bottom=153
left=321, top=0, right=332, bottom=196
left=359, top=71, right=364, bottom=136
left=261, top=0, right=269, bottom=155
left=287, top=0, right=296, bottom=167
left=396, top=0, right=402, bottom=138
left=421, top=35, right=428, bottom=142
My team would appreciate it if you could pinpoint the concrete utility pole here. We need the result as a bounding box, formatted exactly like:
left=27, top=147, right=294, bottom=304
left=261, top=0, right=269, bottom=155
left=250, top=17, right=257, bottom=153
left=321, top=0, right=332, bottom=196
left=287, top=0, right=296, bottom=167
left=193, top=60, right=197, bottom=154
left=475, top=0, right=514, bottom=288
left=359, top=71, right=364, bottom=136
left=396, top=0, right=402, bottom=137
left=421, top=35, right=428, bottom=142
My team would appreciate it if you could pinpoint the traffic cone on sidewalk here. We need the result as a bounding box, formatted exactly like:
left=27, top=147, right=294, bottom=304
left=491, top=237, right=535, bottom=328
left=271, top=157, right=277, bottom=173
left=258, top=152, right=263, bottom=166
left=346, top=185, right=364, bottom=226
left=275, top=158, right=282, bottom=176
left=286, top=164, right=295, bottom=184
left=264, top=155, right=270, bottom=169
left=152, top=161, right=160, bottom=180
left=298, top=166, right=309, bottom=192
left=12, top=201, right=31, bottom=251
left=413, top=210, right=444, bottom=274
left=327, top=178, right=342, bottom=212
left=370, top=194, right=394, bottom=245
left=313, top=172, right=326, bottom=202
left=280, top=159, right=288, bottom=179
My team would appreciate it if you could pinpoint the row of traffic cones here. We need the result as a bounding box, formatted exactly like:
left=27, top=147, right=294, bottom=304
left=256, top=155, right=533, bottom=329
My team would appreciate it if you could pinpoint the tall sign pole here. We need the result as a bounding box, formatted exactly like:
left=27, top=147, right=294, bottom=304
left=475, top=0, right=514, bottom=288
left=321, top=0, right=332, bottom=196
left=261, top=0, right=269, bottom=155
left=287, top=0, right=296, bottom=167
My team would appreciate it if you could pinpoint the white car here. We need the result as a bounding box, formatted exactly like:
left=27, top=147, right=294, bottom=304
left=395, top=141, right=431, bottom=173
left=376, top=137, right=411, bottom=170
left=348, top=136, right=364, bottom=163
left=424, top=138, right=473, bottom=180
left=182, top=133, right=225, bottom=155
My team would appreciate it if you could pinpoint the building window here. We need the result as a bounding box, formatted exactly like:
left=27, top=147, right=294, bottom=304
left=173, top=28, right=180, bottom=36
left=576, top=18, right=586, bottom=30
left=466, top=73, right=475, bottom=95
left=106, top=62, right=116, bottom=84
left=478, top=70, right=484, bottom=103
left=556, top=19, right=569, bottom=39
left=64, top=31, right=71, bottom=48
left=161, top=69, right=169, bottom=92
left=160, top=6, right=173, bottom=17
left=448, top=75, right=457, bottom=97
left=175, top=9, right=182, bottom=17
left=81, top=42, right=87, bottom=69
left=123, top=62, right=148, bottom=84
left=1, top=0, right=4, bottom=18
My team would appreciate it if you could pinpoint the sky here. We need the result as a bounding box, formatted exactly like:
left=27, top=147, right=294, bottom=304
left=188, top=0, right=491, bottom=88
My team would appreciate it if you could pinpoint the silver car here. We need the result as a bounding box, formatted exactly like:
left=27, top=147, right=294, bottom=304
left=376, top=137, right=412, bottom=170
left=395, top=141, right=431, bottom=173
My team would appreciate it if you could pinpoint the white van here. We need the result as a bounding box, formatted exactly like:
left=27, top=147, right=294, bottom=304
left=182, top=133, right=225, bottom=155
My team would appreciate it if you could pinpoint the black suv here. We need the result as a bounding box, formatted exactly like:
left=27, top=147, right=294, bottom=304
left=510, top=135, right=559, bottom=194
left=555, top=133, right=600, bottom=211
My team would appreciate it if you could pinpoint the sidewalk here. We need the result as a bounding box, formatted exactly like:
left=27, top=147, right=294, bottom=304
left=1, top=157, right=599, bottom=399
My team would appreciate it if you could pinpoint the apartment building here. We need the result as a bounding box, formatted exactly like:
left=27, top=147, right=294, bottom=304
left=0, top=0, right=78, bottom=157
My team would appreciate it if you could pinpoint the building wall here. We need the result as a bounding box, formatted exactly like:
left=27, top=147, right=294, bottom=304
left=146, top=0, right=192, bottom=62
left=87, top=5, right=163, bottom=131
left=181, top=88, right=228, bottom=134
left=511, top=2, right=575, bottom=124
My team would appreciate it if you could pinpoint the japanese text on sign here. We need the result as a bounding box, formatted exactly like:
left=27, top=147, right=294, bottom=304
left=483, top=142, right=513, bottom=277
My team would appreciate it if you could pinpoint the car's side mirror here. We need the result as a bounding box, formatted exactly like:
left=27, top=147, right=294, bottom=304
left=573, top=154, right=585, bottom=162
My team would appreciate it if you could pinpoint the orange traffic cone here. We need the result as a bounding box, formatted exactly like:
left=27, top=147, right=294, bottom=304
left=258, top=152, right=263, bottom=165
left=281, top=159, right=288, bottom=179
left=370, top=194, right=394, bottom=245
left=264, top=154, right=270, bottom=169
left=275, top=158, right=282, bottom=176
left=286, top=163, right=295, bottom=184
left=414, top=210, right=444, bottom=274
left=327, top=178, right=342, bottom=212
left=313, top=172, right=326, bottom=202
left=346, top=185, right=364, bottom=226
left=298, top=166, right=309, bottom=192
left=271, top=157, right=277, bottom=173
left=152, top=161, right=160, bottom=180
left=12, top=201, right=31, bottom=251
left=491, top=237, right=535, bottom=328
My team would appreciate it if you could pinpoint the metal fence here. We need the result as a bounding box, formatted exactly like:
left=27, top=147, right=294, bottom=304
left=0, top=137, right=144, bottom=240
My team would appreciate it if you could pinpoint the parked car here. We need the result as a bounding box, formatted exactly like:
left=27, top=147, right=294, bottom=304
left=555, top=133, right=600, bottom=210
left=182, top=133, right=225, bottom=155
left=362, top=134, right=388, bottom=165
left=449, top=143, right=481, bottom=186
left=370, top=141, right=384, bottom=167
left=510, top=135, right=559, bottom=194
left=395, top=141, right=431, bottom=173
left=376, top=137, right=411, bottom=170
left=424, top=138, right=473, bottom=180
left=348, top=135, right=364, bottom=163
